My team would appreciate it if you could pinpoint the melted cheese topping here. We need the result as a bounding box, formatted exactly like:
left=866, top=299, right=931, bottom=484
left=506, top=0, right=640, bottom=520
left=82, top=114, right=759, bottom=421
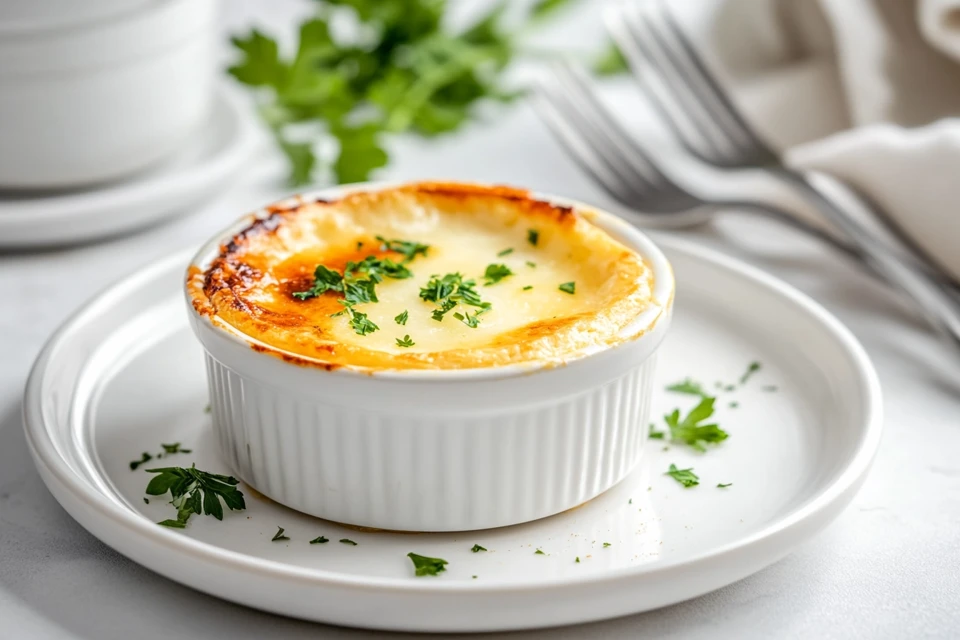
left=190, top=183, right=654, bottom=370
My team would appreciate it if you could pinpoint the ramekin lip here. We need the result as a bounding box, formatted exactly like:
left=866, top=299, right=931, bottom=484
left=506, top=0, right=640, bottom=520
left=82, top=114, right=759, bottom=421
left=186, top=180, right=675, bottom=381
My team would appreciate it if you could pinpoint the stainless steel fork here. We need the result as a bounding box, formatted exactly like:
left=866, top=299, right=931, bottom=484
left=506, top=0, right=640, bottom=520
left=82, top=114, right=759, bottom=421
left=604, top=0, right=960, bottom=348
left=534, top=63, right=863, bottom=266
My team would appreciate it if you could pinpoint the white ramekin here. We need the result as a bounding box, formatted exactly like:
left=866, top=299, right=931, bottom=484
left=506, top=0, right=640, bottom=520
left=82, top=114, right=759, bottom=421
left=0, top=0, right=217, bottom=189
left=185, top=183, right=675, bottom=532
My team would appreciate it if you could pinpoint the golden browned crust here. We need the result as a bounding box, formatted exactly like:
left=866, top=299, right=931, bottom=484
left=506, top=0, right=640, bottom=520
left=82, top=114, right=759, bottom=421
left=188, top=182, right=654, bottom=371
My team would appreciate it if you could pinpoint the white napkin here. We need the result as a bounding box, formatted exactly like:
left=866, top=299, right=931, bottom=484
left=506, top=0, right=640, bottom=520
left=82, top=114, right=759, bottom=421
left=673, top=0, right=960, bottom=281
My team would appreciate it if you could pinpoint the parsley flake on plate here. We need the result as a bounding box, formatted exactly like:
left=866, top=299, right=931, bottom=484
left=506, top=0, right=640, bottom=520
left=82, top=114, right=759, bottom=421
left=161, top=442, right=191, bottom=455
left=648, top=423, right=666, bottom=440
left=407, top=552, right=448, bottom=576
left=717, top=483, right=733, bottom=489
left=603, top=542, right=612, bottom=548
left=340, top=538, right=358, bottom=546
left=534, top=549, right=546, bottom=555
left=471, top=544, right=487, bottom=553
left=396, top=335, right=415, bottom=347
left=740, top=361, right=761, bottom=385
left=558, top=282, right=576, bottom=294
left=272, top=526, right=290, bottom=542
left=522, top=285, right=533, bottom=291
left=395, top=310, right=408, bottom=325
left=129, top=452, right=153, bottom=471
left=664, top=397, right=729, bottom=452
left=309, top=536, right=329, bottom=544
left=665, top=378, right=710, bottom=398
left=665, top=464, right=699, bottom=488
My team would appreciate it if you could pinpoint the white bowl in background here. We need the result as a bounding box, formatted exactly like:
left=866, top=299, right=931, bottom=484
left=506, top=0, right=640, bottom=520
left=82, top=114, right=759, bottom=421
left=0, top=0, right=155, bottom=33
left=0, top=0, right=218, bottom=189
left=185, top=183, right=675, bottom=532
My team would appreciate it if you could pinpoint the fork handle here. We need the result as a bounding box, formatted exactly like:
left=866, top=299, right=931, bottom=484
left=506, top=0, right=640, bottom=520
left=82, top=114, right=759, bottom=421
left=774, top=168, right=960, bottom=347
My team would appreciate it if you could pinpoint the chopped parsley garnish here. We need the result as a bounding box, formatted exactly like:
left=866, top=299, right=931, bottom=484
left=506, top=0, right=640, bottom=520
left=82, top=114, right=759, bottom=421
left=453, top=309, right=487, bottom=328
left=293, top=264, right=344, bottom=300
left=376, top=236, right=430, bottom=263
left=347, top=307, right=379, bottom=336
left=483, top=263, right=514, bottom=285
left=526, top=260, right=536, bottom=268
left=407, top=552, right=448, bottom=576
left=420, top=272, right=492, bottom=325
left=558, top=282, right=576, bottom=294
left=664, top=397, right=729, bottom=452
left=143, top=498, right=149, bottom=504
left=395, top=310, right=408, bottom=325
left=471, top=544, right=487, bottom=553
left=534, top=549, right=545, bottom=555
left=717, top=483, right=733, bottom=488
left=665, top=464, right=699, bottom=488
left=396, top=334, right=415, bottom=347
left=527, top=229, right=539, bottom=246
left=130, top=452, right=153, bottom=471
left=292, top=242, right=426, bottom=336
left=666, top=378, right=709, bottom=398
left=575, top=556, right=580, bottom=563
left=648, top=423, right=665, bottom=440
left=309, top=536, right=329, bottom=544
left=272, top=526, right=289, bottom=542
left=145, top=464, right=246, bottom=528
left=603, top=542, right=612, bottom=548
left=497, top=248, right=514, bottom=257
left=740, top=361, right=761, bottom=385
left=340, top=538, right=358, bottom=546
left=161, top=442, right=192, bottom=455
left=522, top=285, right=533, bottom=291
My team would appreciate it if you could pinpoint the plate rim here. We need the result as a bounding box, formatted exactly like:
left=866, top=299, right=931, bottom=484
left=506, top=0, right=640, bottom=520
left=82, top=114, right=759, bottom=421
left=22, top=236, right=884, bottom=597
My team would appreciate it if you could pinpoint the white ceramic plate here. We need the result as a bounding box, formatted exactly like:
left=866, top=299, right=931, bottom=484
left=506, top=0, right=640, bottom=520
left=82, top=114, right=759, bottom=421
left=22, top=237, right=882, bottom=633
left=0, top=86, right=257, bottom=248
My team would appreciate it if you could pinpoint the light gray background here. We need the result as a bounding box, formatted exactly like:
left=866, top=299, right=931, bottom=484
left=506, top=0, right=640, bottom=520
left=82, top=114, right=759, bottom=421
left=2, top=1, right=959, bottom=638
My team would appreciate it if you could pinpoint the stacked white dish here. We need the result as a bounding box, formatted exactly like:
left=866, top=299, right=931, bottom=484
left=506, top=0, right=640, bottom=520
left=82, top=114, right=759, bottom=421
left=0, top=0, right=256, bottom=247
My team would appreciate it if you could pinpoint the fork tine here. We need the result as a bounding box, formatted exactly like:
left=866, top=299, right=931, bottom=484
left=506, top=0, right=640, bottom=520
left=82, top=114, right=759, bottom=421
left=536, top=68, right=665, bottom=203
left=552, top=62, right=672, bottom=191
left=653, top=0, right=774, bottom=157
left=532, top=80, right=644, bottom=206
left=604, top=0, right=732, bottom=161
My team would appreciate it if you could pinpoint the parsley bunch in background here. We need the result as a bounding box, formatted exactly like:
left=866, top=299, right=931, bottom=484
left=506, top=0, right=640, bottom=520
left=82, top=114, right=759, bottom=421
left=229, top=0, right=626, bottom=186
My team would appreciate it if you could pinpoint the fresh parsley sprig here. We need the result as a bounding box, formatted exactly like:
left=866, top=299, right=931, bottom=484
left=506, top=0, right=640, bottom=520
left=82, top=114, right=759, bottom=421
left=145, top=464, right=246, bottom=528
left=228, top=0, right=625, bottom=186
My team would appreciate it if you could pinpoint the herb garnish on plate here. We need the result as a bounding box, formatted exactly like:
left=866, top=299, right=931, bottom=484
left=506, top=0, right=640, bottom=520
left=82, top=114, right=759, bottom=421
left=144, top=464, right=246, bottom=528
left=665, top=464, right=699, bottom=488
left=408, top=552, right=448, bottom=576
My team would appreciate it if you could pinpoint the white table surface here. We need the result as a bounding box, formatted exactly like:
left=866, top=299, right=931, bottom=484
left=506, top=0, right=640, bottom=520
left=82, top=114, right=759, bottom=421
left=3, top=2, right=960, bottom=638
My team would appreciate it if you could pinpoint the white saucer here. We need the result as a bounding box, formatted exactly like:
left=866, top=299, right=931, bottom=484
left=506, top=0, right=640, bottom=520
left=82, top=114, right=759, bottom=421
left=22, top=237, right=882, bottom=633
left=0, top=87, right=257, bottom=248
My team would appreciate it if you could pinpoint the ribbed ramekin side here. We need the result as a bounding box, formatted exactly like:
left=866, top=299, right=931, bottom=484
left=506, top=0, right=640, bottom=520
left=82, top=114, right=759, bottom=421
left=205, top=354, right=657, bottom=532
